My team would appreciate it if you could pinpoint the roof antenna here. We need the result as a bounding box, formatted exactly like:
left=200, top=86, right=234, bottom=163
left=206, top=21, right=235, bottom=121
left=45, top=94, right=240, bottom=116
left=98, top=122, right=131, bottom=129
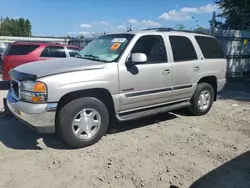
left=127, top=26, right=132, bottom=32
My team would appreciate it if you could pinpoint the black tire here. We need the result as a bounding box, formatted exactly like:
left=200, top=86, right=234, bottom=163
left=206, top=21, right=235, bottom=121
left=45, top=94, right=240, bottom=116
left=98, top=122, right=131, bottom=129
left=56, top=97, right=109, bottom=149
left=188, top=83, right=214, bottom=116
left=3, top=98, right=14, bottom=118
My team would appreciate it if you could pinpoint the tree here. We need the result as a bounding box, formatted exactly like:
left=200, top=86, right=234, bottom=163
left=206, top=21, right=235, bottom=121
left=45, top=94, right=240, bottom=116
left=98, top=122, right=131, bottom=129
left=0, top=17, right=32, bottom=36
left=25, top=19, right=32, bottom=36
left=195, top=26, right=205, bottom=31
left=215, top=0, right=250, bottom=30
left=175, top=24, right=186, bottom=30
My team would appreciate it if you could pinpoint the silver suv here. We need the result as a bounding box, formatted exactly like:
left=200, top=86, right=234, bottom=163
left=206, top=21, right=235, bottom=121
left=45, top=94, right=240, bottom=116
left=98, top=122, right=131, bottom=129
left=6, top=28, right=227, bottom=148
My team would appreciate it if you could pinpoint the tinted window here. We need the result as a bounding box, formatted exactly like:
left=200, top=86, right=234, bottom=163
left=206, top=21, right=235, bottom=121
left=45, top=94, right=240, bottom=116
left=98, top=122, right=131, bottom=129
left=195, top=36, right=224, bottom=59
left=67, top=47, right=80, bottom=57
left=169, top=36, right=197, bottom=62
left=40, top=47, right=50, bottom=57
left=41, top=46, right=66, bottom=58
left=7, top=45, right=39, bottom=55
left=131, top=35, right=167, bottom=63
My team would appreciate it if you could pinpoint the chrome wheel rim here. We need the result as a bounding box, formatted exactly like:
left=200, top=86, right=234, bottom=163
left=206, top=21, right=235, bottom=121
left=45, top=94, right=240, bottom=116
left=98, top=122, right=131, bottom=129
left=198, top=90, right=211, bottom=111
left=72, top=108, right=101, bottom=140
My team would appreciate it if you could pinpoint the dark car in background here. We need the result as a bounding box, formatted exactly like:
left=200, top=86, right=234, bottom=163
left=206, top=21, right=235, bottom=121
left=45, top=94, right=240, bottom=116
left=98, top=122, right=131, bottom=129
left=0, top=42, right=81, bottom=80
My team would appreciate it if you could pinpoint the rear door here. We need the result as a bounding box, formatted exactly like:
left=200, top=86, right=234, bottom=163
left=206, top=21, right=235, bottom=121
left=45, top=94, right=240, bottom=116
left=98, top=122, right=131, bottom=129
left=39, top=46, right=67, bottom=60
left=168, top=35, right=200, bottom=101
left=3, top=44, right=40, bottom=79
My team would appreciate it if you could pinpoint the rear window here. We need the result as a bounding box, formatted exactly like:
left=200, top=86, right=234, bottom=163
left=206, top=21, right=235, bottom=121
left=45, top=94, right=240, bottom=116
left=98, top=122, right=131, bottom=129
left=195, top=36, right=224, bottom=59
left=6, top=45, right=39, bottom=55
left=40, top=46, right=66, bottom=58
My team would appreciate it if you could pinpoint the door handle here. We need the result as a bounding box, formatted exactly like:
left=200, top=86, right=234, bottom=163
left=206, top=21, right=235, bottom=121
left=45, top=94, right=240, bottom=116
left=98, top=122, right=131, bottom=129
left=162, top=69, right=171, bottom=75
left=194, top=66, right=200, bottom=71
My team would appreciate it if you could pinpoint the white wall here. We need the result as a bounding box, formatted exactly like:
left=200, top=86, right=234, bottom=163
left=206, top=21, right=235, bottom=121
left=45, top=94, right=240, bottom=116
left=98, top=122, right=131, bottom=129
left=215, top=29, right=250, bottom=76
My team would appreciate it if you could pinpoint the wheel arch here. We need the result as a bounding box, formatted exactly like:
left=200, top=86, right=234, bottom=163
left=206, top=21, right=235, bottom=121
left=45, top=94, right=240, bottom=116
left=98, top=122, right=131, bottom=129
left=55, top=88, right=116, bottom=131
left=197, top=75, right=218, bottom=101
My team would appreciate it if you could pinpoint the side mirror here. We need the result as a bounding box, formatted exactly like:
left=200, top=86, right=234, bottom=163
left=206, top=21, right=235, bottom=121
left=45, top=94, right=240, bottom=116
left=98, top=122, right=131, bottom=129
left=132, top=53, right=147, bottom=63
left=126, top=53, right=147, bottom=66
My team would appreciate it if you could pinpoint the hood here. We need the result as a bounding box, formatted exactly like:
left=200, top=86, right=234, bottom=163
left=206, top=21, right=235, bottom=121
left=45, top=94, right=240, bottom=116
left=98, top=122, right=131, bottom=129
left=13, top=58, right=107, bottom=79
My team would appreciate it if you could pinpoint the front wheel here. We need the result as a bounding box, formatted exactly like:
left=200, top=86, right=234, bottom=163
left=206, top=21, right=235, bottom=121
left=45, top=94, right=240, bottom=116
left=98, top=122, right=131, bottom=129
left=188, top=83, right=214, bottom=116
left=56, top=97, right=109, bottom=148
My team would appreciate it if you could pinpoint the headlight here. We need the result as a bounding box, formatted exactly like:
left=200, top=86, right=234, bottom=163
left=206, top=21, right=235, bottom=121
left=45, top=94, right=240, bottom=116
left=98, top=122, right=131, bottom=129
left=20, top=81, right=47, bottom=103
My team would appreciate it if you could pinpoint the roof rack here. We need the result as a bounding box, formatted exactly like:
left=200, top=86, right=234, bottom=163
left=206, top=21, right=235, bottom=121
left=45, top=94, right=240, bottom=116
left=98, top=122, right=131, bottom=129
left=173, top=29, right=209, bottom=35
left=142, top=27, right=209, bottom=35
left=143, top=27, right=174, bottom=31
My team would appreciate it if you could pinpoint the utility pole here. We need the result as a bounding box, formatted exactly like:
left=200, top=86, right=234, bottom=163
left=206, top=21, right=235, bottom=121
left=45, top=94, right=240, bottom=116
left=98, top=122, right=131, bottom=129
left=211, top=11, right=216, bottom=36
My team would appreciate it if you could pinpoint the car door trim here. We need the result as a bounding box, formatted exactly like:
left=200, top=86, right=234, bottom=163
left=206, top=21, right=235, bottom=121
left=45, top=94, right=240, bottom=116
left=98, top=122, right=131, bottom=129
left=125, top=87, right=172, bottom=98
left=173, top=84, right=193, bottom=90
left=124, top=84, right=192, bottom=98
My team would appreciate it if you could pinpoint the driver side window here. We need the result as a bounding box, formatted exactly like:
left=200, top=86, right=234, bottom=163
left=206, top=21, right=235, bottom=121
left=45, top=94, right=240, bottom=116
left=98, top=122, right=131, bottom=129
left=131, top=35, right=168, bottom=63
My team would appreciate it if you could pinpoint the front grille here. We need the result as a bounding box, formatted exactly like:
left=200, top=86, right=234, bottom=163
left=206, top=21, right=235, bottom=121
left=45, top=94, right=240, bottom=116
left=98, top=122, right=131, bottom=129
left=11, top=79, right=20, bottom=100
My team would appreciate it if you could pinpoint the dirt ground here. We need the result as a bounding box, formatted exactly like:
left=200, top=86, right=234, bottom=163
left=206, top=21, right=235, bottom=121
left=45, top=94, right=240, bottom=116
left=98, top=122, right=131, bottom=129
left=0, top=81, right=249, bottom=188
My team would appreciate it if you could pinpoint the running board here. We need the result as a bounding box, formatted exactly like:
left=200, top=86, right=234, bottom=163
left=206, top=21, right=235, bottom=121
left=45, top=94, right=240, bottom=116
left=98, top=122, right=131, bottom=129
left=116, top=100, right=191, bottom=122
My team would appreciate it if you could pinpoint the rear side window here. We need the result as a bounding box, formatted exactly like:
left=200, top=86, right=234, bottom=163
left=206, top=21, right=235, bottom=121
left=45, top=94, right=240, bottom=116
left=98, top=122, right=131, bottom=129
left=41, top=46, right=66, bottom=58
left=195, top=36, right=224, bottom=59
left=169, top=36, right=197, bottom=62
left=67, top=47, right=80, bottom=57
left=6, top=45, right=39, bottom=55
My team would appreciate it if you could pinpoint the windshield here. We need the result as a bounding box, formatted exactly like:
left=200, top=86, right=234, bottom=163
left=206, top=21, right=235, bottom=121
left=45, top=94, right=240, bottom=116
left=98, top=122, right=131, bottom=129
left=76, top=34, right=134, bottom=62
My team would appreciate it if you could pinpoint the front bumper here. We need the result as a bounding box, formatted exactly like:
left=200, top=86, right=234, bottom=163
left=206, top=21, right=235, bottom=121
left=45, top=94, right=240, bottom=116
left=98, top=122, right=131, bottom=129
left=6, top=90, right=57, bottom=134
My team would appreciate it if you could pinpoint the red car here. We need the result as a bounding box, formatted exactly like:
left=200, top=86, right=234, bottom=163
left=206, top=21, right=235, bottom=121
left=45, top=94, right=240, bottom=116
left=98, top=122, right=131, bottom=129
left=0, top=42, right=82, bottom=80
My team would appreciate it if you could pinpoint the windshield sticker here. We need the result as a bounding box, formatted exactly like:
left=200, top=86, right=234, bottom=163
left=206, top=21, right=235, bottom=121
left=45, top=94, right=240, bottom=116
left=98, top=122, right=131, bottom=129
left=110, top=43, right=121, bottom=50
left=111, top=38, right=126, bottom=43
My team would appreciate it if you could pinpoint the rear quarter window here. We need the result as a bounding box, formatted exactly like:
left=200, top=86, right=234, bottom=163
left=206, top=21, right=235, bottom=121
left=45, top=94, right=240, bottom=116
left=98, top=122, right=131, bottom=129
left=6, top=45, right=39, bottom=55
left=195, top=36, right=225, bottom=59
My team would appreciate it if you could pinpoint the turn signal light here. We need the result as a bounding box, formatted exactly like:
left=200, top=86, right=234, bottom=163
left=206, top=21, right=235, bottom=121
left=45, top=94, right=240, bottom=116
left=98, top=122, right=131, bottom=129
left=33, top=82, right=47, bottom=93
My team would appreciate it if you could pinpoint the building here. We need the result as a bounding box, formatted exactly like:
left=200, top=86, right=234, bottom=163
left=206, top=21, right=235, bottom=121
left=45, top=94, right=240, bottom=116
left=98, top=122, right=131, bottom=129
left=0, top=36, right=70, bottom=44
left=0, top=36, right=95, bottom=49
left=68, top=37, right=95, bottom=48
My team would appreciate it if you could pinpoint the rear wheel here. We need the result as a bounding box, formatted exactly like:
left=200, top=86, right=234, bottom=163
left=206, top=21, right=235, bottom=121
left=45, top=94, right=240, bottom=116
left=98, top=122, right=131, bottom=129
left=188, top=83, right=214, bottom=116
left=57, top=97, right=109, bottom=148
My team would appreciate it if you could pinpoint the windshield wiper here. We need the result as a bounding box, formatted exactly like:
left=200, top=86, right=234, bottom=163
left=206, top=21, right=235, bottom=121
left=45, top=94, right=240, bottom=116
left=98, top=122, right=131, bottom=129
left=84, top=54, right=100, bottom=60
left=74, top=54, right=109, bottom=63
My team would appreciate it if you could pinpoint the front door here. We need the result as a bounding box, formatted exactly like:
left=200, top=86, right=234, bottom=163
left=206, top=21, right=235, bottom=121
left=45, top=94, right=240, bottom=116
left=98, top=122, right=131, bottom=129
left=118, top=35, right=173, bottom=112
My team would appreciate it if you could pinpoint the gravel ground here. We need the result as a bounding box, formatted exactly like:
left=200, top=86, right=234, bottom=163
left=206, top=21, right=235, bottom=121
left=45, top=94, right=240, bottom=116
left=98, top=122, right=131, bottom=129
left=0, top=82, right=249, bottom=188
